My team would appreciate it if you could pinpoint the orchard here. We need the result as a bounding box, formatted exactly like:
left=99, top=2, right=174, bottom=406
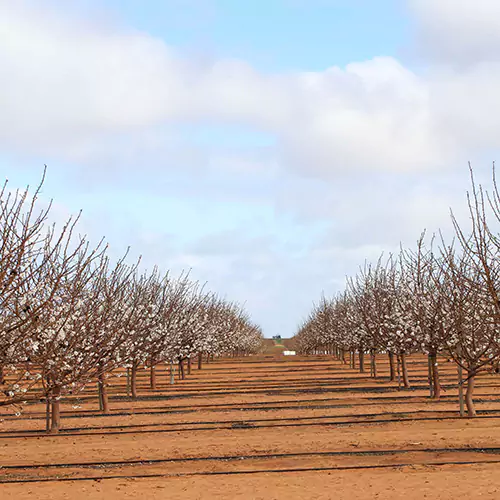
left=0, top=168, right=499, bottom=499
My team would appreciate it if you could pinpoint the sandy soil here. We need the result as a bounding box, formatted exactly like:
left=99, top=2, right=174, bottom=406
left=0, top=354, right=499, bottom=498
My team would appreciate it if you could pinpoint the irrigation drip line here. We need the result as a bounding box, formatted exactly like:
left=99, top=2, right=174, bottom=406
left=117, top=365, right=465, bottom=377
left=2, top=459, right=500, bottom=484
left=42, top=383, right=462, bottom=403
left=2, top=446, right=499, bottom=470
left=2, top=408, right=500, bottom=436
left=86, top=375, right=485, bottom=392
left=1, top=388, right=499, bottom=423
left=98, top=376, right=441, bottom=388
left=2, top=413, right=500, bottom=439
left=3, top=391, right=500, bottom=420
left=1, top=384, right=436, bottom=408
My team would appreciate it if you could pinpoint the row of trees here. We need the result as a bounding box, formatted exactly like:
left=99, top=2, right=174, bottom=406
left=295, top=166, right=500, bottom=417
left=0, top=171, right=263, bottom=432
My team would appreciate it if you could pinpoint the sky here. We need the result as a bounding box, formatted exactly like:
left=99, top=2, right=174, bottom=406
left=2, top=0, right=500, bottom=337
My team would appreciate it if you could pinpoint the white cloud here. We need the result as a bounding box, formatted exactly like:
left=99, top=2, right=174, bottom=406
left=0, top=1, right=458, bottom=175
left=280, top=57, right=446, bottom=175
left=409, top=0, right=500, bottom=65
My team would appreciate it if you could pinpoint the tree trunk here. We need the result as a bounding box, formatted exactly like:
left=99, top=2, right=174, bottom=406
left=466, top=372, right=477, bottom=417
left=131, top=361, right=138, bottom=399
left=50, top=385, right=61, bottom=433
left=370, top=350, right=377, bottom=378
left=98, top=369, right=110, bottom=414
left=0, top=364, right=5, bottom=385
left=178, top=358, right=185, bottom=380
left=427, top=354, right=434, bottom=398
left=401, top=352, right=410, bottom=388
left=98, top=381, right=103, bottom=411
left=430, top=353, right=441, bottom=399
left=359, top=350, right=365, bottom=373
left=458, top=363, right=465, bottom=417
left=45, top=394, right=51, bottom=432
left=388, top=352, right=396, bottom=381
left=198, top=353, right=203, bottom=370
left=150, top=362, right=157, bottom=390
left=397, top=355, right=402, bottom=390
left=170, top=363, right=175, bottom=384
left=187, top=357, right=192, bottom=375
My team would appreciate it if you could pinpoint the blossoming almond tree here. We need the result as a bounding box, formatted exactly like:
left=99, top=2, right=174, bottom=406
left=21, top=237, right=108, bottom=432
left=402, top=237, right=449, bottom=398
left=439, top=247, right=500, bottom=416
left=0, top=173, right=89, bottom=408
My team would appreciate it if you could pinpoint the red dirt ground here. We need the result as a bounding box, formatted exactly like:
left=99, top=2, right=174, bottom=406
left=1, top=354, right=499, bottom=499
